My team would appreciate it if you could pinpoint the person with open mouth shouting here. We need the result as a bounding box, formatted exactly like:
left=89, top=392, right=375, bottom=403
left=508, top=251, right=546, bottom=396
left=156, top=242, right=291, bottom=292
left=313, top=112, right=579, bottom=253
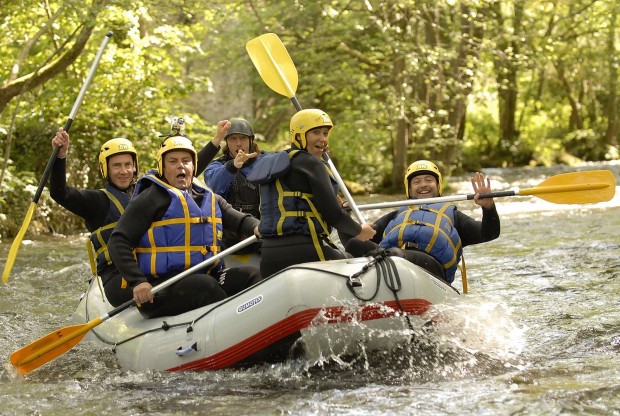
left=108, top=132, right=262, bottom=319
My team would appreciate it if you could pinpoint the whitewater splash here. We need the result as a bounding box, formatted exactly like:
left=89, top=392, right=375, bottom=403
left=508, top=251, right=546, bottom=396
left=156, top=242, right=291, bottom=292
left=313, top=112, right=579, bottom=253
left=293, top=294, right=527, bottom=379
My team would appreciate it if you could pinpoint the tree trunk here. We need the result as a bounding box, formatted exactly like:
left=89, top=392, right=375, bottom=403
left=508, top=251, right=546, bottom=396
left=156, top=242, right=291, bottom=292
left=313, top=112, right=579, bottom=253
left=442, top=3, right=485, bottom=173
left=0, top=0, right=109, bottom=188
left=0, top=24, right=96, bottom=116
left=391, top=54, right=409, bottom=190
left=555, top=63, right=584, bottom=131
left=605, top=3, right=619, bottom=147
left=493, top=0, right=524, bottom=164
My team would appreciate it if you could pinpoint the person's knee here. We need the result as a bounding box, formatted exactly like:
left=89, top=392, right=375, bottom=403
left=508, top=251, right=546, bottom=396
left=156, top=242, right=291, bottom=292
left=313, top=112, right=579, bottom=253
left=345, top=239, right=378, bottom=257
left=241, top=266, right=262, bottom=286
left=219, top=266, right=262, bottom=296
left=401, top=250, right=445, bottom=280
left=187, top=276, right=227, bottom=305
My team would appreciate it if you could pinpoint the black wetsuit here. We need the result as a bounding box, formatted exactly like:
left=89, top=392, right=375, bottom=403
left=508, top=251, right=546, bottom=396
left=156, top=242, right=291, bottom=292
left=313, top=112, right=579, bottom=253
left=260, top=151, right=361, bottom=277
left=108, top=180, right=261, bottom=319
left=50, top=142, right=221, bottom=306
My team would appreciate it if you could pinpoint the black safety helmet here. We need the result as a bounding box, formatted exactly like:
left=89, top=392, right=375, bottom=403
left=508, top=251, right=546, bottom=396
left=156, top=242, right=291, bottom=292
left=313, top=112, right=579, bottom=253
left=225, top=118, right=255, bottom=152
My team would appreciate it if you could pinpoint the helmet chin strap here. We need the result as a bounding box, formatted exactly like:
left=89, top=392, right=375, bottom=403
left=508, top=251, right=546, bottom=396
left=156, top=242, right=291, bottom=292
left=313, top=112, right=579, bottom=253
left=292, top=133, right=303, bottom=149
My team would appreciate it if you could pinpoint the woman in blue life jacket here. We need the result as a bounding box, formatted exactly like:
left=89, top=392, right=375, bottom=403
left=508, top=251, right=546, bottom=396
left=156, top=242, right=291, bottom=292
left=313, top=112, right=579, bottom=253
left=345, top=160, right=500, bottom=284
left=254, top=108, right=376, bottom=278
left=204, top=118, right=264, bottom=254
left=108, top=134, right=261, bottom=319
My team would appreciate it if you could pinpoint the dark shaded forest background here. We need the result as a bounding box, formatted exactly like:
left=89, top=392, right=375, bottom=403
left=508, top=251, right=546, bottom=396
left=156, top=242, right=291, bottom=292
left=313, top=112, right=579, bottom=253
left=1, top=0, right=618, bottom=238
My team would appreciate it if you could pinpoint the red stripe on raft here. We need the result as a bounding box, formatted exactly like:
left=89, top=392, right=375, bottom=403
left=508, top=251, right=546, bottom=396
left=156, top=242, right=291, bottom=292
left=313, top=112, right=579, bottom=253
left=167, top=298, right=432, bottom=372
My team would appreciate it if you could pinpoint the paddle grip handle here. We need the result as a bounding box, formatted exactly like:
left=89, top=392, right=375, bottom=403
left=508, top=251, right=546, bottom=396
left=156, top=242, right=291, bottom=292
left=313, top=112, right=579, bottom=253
left=478, top=190, right=517, bottom=199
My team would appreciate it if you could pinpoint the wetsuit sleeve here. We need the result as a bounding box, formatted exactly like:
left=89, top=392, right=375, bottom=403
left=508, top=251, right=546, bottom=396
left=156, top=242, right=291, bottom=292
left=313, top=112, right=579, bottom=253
left=454, top=205, right=501, bottom=247
left=204, top=159, right=235, bottom=196
left=372, top=210, right=398, bottom=244
left=338, top=209, right=397, bottom=246
left=295, top=154, right=362, bottom=237
left=196, top=141, right=221, bottom=175
left=218, top=194, right=260, bottom=238
left=49, top=157, right=110, bottom=232
left=108, top=186, right=169, bottom=288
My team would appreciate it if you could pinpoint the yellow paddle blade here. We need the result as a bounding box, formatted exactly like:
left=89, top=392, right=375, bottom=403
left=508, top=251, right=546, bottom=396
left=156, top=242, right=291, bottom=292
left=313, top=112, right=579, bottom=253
left=10, top=319, right=102, bottom=374
left=246, top=33, right=298, bottom=98
left=521, top=170, right=616, bottom=204
left=2, top=202, right=36, bottom=284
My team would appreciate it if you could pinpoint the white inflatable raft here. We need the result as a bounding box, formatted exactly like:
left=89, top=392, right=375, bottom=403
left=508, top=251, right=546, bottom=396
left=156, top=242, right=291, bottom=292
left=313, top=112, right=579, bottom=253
left=73, top=255, right=460, bottom=372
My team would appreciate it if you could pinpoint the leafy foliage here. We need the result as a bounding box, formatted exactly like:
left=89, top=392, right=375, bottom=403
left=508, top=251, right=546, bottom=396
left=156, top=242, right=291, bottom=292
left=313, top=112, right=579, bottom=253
left=0, top=0, right=618, bottom=238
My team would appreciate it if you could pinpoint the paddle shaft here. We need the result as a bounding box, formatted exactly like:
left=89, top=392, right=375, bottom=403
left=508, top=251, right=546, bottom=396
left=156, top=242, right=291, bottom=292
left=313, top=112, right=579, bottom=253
left=85, top=236, right=259, bottom=324
left=12, top=235, right=259, bottom=369
left=35, top=31, right=113, bottom=203
left=357, top=182, right=611, bottom=210
left=2, top=32, right=113, bottom=285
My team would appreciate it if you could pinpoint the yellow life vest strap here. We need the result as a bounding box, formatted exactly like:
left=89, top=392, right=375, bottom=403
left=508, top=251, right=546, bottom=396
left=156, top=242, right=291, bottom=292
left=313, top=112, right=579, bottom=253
left=91, top=222, right=117, bottom=265
left=101, top=189, right=126, bottom=214
left=324, top=163, right=335, bottom=180
left=86, top=239, right=128, bottom=296
left=90, top=189, right=126, bottom=267
left=274, top=179, right=330, bottom=235
left=460, top=254, right=468, bottom=294
left=86, top=239, right=97, bottom=276
left=274, top=178, right=331, bottom=260
left=426, top=204, right=452, bottom=255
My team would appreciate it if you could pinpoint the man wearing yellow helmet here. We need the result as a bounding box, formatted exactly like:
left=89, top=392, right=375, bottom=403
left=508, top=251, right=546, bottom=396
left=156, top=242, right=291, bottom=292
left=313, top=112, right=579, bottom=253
left=51, top=128, right=140, bottom=306
left=346, top=161, right=500, bottom=284
left=108, top=132, right=262, bottom=319
left=50, top=121, right=227, bottom=307
left=253, top=108, right=376, bottom=277
left=204, top=118, right=264, bottom=253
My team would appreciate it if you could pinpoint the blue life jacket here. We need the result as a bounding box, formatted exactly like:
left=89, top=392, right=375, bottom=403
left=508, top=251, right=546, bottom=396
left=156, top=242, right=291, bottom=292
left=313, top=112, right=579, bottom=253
left=133, top=172, right=223, bottom=279
left=380, top=202, right=463, bottom=282
left=205, top=153, right=262, bottom=219
left=251, top=149, right=338, bottom=260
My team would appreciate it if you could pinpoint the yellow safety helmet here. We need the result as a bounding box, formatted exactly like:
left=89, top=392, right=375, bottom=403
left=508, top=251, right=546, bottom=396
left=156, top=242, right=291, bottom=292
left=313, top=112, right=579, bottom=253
left=404, top=160, right=443, bottom=197
left=98, top=138, right=138, bottom=180
left=290, top=109, right=333, bottom=149
left=157, top=135, right=198, bottom=176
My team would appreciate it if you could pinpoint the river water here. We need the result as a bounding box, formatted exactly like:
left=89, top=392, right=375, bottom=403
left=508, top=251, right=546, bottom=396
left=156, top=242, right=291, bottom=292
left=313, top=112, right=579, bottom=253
left=1, top=163, right=619, bottom=415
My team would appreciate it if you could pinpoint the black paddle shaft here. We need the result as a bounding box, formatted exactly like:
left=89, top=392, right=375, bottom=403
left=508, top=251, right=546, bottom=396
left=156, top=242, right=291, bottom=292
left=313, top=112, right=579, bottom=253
left=476, top=190, right=517, bottom=200
left=291, top=96, right=302, bottom=111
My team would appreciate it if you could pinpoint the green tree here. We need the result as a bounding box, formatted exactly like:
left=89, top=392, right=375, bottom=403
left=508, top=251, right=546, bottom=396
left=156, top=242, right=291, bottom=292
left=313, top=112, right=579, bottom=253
left=0, top=1, right=221, bottom=238
left=1, top=0, right=618, bottom=238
